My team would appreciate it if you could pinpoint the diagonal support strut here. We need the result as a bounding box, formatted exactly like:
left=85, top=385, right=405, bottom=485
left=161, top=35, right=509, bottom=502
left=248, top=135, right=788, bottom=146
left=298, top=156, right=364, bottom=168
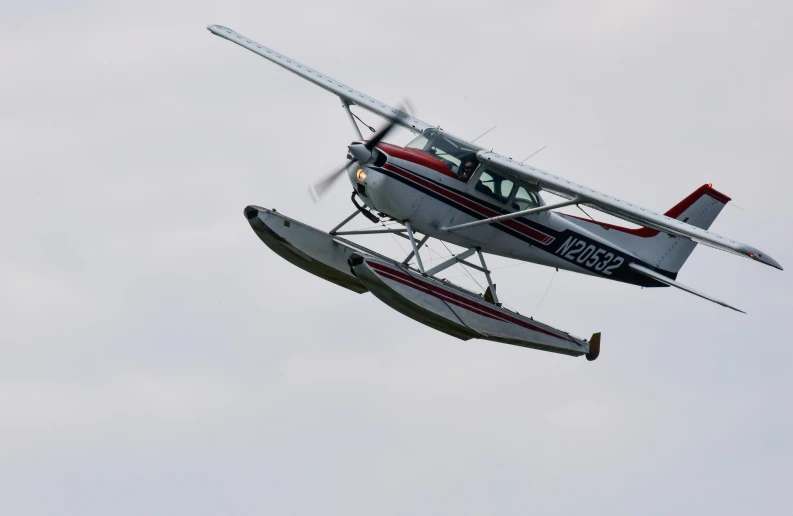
left=402, top=233, right=429, bottom=265
left=424, top=248, right=477, bottom=277
left=329, top=209, right=360, bottom=235
left=440, top=198, right=581, bottom=232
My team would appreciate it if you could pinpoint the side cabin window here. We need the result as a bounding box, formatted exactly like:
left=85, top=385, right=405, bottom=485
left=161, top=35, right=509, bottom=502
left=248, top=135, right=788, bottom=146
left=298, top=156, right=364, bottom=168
left=512, top=186, right=540, bottom=211
left=474, top=170, right=515, bottom=204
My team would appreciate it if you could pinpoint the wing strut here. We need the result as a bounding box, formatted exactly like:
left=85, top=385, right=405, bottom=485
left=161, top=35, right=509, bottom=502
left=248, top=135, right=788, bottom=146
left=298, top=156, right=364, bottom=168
left=628, top=263, right=745, bottom=313
left=440, top=198, right=580, bottom=232
left=340, top=99, right=363, bottom=140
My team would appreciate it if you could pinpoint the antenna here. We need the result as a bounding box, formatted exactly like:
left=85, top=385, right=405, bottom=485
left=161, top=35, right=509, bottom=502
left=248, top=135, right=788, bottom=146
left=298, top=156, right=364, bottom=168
left=520, top=145, right=546, bottom=163
left=471, top=125, right=497, bottom=143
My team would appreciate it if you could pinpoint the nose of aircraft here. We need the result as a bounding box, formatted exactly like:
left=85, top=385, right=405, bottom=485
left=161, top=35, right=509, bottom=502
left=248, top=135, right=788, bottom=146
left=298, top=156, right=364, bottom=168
left=347, top=142, right=372, bottom=164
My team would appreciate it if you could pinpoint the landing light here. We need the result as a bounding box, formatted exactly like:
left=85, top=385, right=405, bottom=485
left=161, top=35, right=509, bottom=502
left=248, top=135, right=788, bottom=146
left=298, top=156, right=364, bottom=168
left=356, top=168, right=367, bottom=181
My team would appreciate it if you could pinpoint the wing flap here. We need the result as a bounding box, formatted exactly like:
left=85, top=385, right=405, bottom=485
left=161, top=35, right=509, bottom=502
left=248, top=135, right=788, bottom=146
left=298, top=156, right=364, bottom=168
left=477, top=150, right=782, bottom=270
left=207, top=25, right=432, bottom=134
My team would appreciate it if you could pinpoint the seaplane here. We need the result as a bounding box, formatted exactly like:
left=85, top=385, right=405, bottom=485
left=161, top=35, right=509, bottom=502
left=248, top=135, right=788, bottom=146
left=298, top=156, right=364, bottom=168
left=207, top=24, right=782, bottom=361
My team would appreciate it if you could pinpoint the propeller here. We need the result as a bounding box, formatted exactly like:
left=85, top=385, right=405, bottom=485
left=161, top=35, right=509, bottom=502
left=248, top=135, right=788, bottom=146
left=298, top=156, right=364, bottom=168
left=308, top=161, right=356, bottom=202
left=308, top=100, right=413, bottom=203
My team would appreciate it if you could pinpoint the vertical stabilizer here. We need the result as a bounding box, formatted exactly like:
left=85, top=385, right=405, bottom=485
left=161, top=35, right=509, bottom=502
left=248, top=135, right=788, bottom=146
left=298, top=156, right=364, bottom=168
left=564, top=184, right=731, bottom=274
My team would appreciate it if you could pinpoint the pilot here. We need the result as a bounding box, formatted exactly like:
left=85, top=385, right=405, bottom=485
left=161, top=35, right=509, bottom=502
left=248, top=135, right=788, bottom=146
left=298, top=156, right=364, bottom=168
left=459, top=159, right=477, bottom=182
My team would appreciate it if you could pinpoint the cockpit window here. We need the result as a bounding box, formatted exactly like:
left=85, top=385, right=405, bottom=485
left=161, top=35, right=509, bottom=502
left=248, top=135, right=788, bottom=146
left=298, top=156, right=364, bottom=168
left=406, top=129, right=481, bottom=177
left=406, top=133, right=429, bottom=151
left=474, top=170, right=515, bottom=204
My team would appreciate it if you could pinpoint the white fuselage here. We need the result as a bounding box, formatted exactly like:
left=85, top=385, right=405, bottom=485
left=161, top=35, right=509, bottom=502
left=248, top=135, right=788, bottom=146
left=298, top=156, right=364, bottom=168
left=349, top=144, right=658, bottom=287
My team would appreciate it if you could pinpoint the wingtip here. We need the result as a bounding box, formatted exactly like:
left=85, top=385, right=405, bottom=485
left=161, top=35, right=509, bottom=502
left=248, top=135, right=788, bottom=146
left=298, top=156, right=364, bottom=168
left=206, top=24, right=231, bottom=36
left=752, top=252, right=783, bottom=271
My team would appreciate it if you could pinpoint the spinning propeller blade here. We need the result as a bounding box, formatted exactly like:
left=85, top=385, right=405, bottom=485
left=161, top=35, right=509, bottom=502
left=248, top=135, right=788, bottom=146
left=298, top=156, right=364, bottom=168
left=363, top=98, right=414, bottom=150
left=363, top=114, right=399, bottom=149
left=309, top=162, right=355, bottom=203
left=307, top=99, right=415, bottom=203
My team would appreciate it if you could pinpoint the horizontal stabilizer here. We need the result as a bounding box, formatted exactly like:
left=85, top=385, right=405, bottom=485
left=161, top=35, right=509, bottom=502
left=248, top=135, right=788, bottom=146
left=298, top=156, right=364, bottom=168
left=628, top=263, right=745, bottom=313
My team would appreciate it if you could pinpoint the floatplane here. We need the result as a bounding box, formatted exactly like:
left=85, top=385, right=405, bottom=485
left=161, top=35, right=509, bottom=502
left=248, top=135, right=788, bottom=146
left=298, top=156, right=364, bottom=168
left=208, top=25, right=782, bottom=361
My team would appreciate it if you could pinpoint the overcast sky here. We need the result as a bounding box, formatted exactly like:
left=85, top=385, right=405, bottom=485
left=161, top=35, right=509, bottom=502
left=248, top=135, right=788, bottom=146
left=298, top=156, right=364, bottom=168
left=1, top=1, right=792, bottom=514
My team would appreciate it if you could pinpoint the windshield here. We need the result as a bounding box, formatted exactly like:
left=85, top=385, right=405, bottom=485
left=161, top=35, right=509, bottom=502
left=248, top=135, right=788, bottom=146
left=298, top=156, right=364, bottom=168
left=406, top=129, right=482, bottom=175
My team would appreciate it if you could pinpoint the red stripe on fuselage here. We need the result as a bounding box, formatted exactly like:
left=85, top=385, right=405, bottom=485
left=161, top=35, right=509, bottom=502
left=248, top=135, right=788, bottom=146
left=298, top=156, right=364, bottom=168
left=367, top=261, right=575, bottom=343
left=375, top=142, right=457, bottom=177
left=382, top=163, right=555, bottom=245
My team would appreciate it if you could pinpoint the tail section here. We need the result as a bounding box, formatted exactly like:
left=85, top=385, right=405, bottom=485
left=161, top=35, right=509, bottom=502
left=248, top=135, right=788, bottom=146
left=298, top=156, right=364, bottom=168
left=566, top=184, right=731, bottom=274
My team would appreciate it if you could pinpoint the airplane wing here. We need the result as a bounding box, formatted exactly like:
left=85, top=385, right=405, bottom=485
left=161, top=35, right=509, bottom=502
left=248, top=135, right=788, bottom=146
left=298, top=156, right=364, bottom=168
left=207, top=25, right=433, bottom=134
left=476, top=150, right=783, bottom=270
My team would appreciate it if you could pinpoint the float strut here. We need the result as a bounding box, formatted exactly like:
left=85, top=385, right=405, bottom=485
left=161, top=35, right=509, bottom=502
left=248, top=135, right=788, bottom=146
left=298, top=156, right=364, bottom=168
left=329, top=210, right=360, bottom=235
left=476, top=248, right=499, bottom=305
left=404, top=221, right=425, bottom=273
left=402, top=234, right=429, bottom=265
